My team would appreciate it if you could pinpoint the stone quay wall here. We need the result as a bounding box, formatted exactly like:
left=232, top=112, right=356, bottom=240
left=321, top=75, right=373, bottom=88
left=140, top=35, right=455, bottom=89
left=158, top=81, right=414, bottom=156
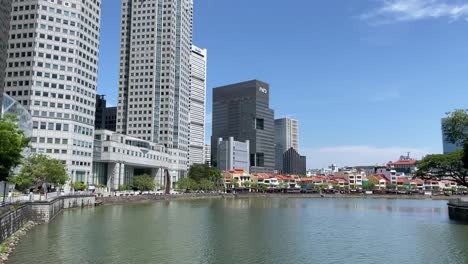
left=448, top=198, right=468, bottom=222
left=0, top=195, right=95, bottom=243
left=0, top=205, right=32, bottom=244
left=98, top=193, right=232, bottom=205
left=30, top=195, right=95, bottom=223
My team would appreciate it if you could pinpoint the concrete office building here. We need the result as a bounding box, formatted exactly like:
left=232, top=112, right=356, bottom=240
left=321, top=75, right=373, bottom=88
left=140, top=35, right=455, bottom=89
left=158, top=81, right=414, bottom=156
left=92, top=130, right=177, bottom=190
left=217, top=137, right=250, bottom=173
left=0, top=0, right=13, bottom=113
left=189, top=45, right=207, bottom=166
left=204, top=144, right=211, bottom=166
left=116, top=0, right=193, bottom=180
left=3, top=0, right=102, bottom=185
left=212, top=80, right=275, bottom=173
left=442, top=118, right=462, bottom=154
left=95, top=95, right=116, bottom=131
left=283, top=147, right=306, bottom=175
left=275, top=118, right=299, bottom=171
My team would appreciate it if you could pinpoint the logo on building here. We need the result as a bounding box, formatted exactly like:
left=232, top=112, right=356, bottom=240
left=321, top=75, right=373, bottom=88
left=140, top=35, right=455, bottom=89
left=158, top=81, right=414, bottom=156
left=259, top=87, right=268, bottom=94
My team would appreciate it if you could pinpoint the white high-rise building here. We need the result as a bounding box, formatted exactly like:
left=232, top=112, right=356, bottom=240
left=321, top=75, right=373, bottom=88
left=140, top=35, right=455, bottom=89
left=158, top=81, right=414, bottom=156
left=189, top=45, right=207, bottom=166
left=4, top=0, right=102, bottom=185
left=275, top=118, right=299, bottom=171
left=117, top=0, right=193, bottom=179
left=204, top=144, right=211, bottom=166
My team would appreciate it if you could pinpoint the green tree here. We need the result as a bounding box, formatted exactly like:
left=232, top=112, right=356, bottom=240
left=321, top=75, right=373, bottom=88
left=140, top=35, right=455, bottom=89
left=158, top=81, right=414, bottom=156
left=362, top=181, right=375, bottom=190
left=386, top=183, right=397, bottom=190
left=416, top=151, right=468, bottom=187
left=118, top=185, right=127, bottom=191
left=259, top=184, right=268, bottom=193
left=0, top=115, right=30, bottom=182
left=72, top=182, right=87, bottom=191
left=10, top=154, right=67, bottom=191
left=243, top=181, right=252, bottom=189
left=176, top=178, right=198, bottom=192
left=199, top=178, right=214, bottom=191
left=132, top=174, right=156, bottom=191
left=231, top=178, right=239, bottom=188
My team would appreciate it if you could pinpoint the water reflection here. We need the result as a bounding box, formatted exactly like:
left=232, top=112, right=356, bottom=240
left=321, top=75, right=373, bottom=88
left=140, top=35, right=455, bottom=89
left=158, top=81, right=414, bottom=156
left=8, top=198, right=468, bottom=264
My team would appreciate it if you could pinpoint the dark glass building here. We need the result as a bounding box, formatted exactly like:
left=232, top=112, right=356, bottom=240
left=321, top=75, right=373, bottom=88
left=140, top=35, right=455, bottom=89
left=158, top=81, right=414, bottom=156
left=95, top=95, right=117, bottom=131
left=283, top=147, right=306, bottom=175
left=211, top=80, right=275, bottom=173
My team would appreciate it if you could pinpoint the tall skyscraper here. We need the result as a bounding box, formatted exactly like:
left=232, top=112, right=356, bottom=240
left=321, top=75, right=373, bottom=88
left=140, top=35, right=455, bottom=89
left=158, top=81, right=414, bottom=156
left=95, top=95, right=116, bottom=132
left=4, top=0, right=102, bottom=184
left=204, top=144, right=211, bottom=166
left=211, top=80, right=275, bottom=173
left=117, top=0, right=193, bottom=178
left=188, top=45, right=207, bottom=166
left=275, top=118, right=299, bottom=171
left=0, top=0, right=12, bottom=114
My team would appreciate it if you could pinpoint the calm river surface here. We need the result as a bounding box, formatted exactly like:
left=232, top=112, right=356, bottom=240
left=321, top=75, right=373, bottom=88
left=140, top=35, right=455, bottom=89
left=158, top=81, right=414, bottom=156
left=9, top=198, right=468, bottom=264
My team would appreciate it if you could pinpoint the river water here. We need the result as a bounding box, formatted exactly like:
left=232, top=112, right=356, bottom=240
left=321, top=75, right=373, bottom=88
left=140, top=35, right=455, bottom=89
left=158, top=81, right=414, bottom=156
left=8, top=198, right=468, bottom=264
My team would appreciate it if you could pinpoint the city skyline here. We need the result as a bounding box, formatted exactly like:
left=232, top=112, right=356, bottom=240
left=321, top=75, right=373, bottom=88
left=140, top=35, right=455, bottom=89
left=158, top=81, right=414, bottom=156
left=97, top=0, right=468, bottom=168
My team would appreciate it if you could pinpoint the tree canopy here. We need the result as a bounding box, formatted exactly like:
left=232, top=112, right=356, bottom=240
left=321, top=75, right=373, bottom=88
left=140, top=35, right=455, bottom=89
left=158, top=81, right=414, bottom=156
left=0, top=115, right=30, bottom=181
left=416, top=150, right=467, bottom=187
left=442, top=109, right=468, bottom=146
left=176, top=177, right=198, bottom=192
left=132, top=174, right=156, bottom=191
left=10, top=154, right=68, bottom=191
left=188, top=164, right=222, bottom=183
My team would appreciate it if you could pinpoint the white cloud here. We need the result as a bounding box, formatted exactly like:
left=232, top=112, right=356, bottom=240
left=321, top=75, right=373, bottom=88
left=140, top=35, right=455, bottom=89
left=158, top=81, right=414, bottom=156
left=361, top=0, right=468, bottom=24
left=302, top=145, right=434, bottom=169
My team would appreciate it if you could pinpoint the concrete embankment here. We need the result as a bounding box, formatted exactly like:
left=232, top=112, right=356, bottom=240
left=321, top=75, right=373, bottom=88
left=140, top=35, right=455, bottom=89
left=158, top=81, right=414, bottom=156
left=0, top=195, right=95, bottom=263
left=97, top=193, right=234, bottom=205
left=447, top=198, right=468, bottom=222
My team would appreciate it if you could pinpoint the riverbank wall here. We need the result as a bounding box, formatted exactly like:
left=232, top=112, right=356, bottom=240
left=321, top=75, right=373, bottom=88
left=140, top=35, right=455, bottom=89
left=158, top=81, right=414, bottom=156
left=97, top=193, right=233, bottom=205
left=29, top=195, right=95, bottom=223
left=0, top=195, right=95, bottom=244
left=447, top=198, right=468, bottom=222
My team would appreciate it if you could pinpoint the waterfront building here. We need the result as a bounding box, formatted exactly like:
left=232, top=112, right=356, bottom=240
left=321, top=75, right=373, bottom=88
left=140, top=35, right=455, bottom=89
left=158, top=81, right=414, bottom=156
left=204, top=144, right=211, bottom=166
left=211, top=80, right=275, bottom=173
left=116, top=0, right=193, bottom=180
left=367, top=174, right=389, bottom=189
left=274, top=118, right=299, bottom=171
left=189, top=45, right=207, bottom=166
left=442, top=118, right=462, bottom=154
left=0, top=0, right=12, bottom=113
left=223, top=169, right=252, bottom=189
left=92, top=130, right=175, bottom=190
left=217, top=137, right=250, bottom=173
left=95, top=95, right=116, bottom=131
left=387, top=154, right=417, bottom=175
left=282, top=147, right=306, bottom=175
left=3, top=0, right=102, bottom=185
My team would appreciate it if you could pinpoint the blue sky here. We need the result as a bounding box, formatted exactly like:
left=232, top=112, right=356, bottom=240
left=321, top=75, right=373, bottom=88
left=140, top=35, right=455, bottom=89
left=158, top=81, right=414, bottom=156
left=97, top=0, right=468, bottom=168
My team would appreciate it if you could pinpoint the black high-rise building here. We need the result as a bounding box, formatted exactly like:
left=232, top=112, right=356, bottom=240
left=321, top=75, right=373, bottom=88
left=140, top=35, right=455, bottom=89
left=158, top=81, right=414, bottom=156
left=211, top=80, right=275, bottom=173
left=95, top=95, right=117, bottom=131
left=283, top=147, right=306, bottom=175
